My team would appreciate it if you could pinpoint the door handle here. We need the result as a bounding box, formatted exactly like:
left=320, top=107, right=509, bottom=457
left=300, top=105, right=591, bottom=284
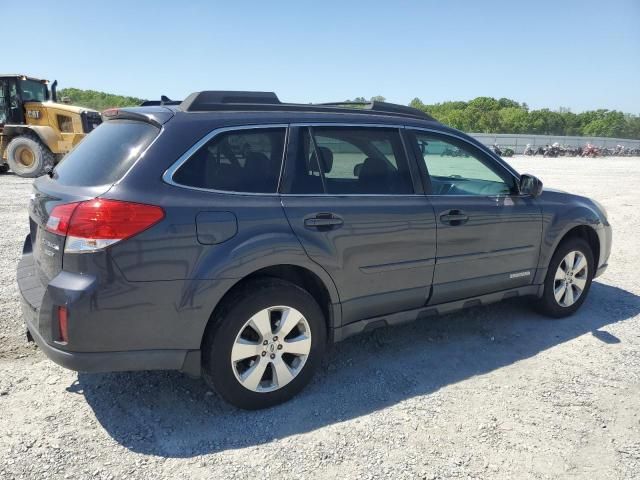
left=304, top=213, right=344, bottom=229
left=439, top=210, right=469, bottom=225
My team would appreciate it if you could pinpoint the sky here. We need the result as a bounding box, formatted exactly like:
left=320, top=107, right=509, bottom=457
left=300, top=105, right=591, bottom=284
left=5, top=0, right=640, bottom=113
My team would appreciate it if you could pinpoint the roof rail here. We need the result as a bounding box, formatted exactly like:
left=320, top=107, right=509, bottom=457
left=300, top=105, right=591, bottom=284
left=181, top=91, right=281, bottom=111
left=317, top=100, right=434, bottom=121
left=179, top=91, right=437, bottom=121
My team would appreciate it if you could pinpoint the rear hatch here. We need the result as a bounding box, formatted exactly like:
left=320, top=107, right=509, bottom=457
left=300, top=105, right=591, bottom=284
left=28, top=115, right=163, bottom=286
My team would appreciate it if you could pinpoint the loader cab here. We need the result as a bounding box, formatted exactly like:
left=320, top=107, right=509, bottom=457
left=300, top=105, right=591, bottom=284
left=0, top=77, right=24, bottom=126
left=0, top=75, right=51, bottom=126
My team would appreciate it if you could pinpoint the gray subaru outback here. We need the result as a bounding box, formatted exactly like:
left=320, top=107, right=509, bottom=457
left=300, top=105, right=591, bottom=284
left=18, top=91, right=611, bottom=409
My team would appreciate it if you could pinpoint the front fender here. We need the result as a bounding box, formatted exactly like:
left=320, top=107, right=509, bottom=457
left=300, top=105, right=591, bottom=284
left=534, top=190, right=609, bottom=283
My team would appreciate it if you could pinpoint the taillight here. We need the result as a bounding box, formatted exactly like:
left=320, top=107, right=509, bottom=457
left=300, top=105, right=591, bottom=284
left=47, top=199, right=164, bottom=253
left=57, top=306, right=69, bottom=343
left=46, top=202, right=81, bottom=235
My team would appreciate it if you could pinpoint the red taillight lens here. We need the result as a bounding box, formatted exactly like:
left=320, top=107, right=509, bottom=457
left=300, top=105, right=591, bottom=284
left=67, top=199, right=164, bottom=240
left=46, top=199, right=164, bottom=252
left=46, top=202, right=81, bottom=235
left=57, top=306, right=69, bottom=343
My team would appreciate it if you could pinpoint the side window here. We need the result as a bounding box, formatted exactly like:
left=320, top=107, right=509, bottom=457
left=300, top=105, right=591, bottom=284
left=286, top=127, right=414, bottom=195
left=286, top=127, right=325, bottom=194
left=173, top=128, right=286, bottom=193
left=414, top=133, right=514, bottom=196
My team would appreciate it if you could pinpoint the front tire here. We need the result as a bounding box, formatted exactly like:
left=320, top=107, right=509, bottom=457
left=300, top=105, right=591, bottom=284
left=536, top=237, right=594, bottom=318
left=6, top=135, right=55, bottom=178
left=202, top=278, right=326, bottom=409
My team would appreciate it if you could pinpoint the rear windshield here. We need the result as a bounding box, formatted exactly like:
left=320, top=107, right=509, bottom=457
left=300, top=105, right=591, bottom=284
left=53, top=120, right=159, bottom=186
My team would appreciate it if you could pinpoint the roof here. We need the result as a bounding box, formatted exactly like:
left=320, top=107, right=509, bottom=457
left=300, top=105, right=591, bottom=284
left=0, top=74, right=48, bottom=82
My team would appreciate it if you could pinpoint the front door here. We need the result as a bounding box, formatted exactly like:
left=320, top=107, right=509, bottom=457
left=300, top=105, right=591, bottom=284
left=281, top=125, right=437, bottom=325
left=406, top=129, right=542, bottom=304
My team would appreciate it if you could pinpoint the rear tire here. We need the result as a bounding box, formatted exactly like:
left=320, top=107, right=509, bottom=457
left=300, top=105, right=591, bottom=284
left=536, top=237, right=594, bottom=318
left=6, top=135, right=55, bottom=178
left=202, top=278, right=326, bottom=409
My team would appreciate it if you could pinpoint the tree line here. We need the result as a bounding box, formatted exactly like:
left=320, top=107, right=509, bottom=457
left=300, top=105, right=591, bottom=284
left=409, top=97, right=640, bottom=139
left=59, top=88, right=640, bottom=140
left=58, top=88, right=144, bottom=112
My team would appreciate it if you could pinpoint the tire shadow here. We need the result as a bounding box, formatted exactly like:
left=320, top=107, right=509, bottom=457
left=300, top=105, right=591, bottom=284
left=72, top=282, right=640, bottom=457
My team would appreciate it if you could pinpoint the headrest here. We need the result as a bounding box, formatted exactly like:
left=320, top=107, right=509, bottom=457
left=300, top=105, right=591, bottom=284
left=317, top=147, right=333, bottom=173
left=244, top=151, right=270, bottom=171
left=308, top=146, right=333, bottom=174
left=359, top=157, right=389, bottom=177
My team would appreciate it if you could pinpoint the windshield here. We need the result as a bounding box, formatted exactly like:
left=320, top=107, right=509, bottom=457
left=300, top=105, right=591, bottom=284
left=18, top=79, right=48, bottom=102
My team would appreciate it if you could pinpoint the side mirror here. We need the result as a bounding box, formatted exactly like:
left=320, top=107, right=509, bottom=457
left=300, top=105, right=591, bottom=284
left=519, top=174, right=543, bottom=197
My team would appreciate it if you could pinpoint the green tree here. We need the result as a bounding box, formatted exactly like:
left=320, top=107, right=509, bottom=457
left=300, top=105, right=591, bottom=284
left=498, top=107, right=529, bottom=133
left=407, top=96, right=640, bottom=139
left=59, top=88, right=145, bottom=111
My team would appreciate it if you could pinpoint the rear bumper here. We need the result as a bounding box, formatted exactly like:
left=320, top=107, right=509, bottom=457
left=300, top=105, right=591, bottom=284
left=25, top=313, right=196, bottom=374
left=18, top=243, right=201, bottom=376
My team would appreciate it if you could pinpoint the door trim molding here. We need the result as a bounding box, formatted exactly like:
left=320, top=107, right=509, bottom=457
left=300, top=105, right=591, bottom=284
left=435, top=245, right=536, bottom=265
left=360, top=257, right=435, bottom=274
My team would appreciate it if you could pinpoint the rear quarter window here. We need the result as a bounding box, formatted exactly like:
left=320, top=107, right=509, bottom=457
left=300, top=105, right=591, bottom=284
left=53, top=120, right=159, bottom=186
left=171, top=127, right=286, bottom=193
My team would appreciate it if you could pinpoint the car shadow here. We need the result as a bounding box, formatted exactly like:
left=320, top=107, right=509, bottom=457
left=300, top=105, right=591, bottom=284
left=71, top=282, right=640, bottom=457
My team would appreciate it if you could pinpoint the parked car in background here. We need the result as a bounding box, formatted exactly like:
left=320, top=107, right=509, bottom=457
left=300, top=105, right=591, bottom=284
left=18, top=91, right=611, bottom=409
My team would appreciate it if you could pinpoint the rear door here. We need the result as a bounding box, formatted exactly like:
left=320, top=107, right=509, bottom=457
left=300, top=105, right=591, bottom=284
left=406, top=129, right=542, bottom=304
left=281, top=125, right=437, bottom=325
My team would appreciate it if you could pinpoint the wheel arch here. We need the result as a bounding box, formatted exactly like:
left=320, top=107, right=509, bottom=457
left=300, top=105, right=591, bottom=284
left=199, top=263, right=341, bottom=350
left=3, top=125, right=59, bottom=153
left=537, top=223, right=601, bottom=285
left=557, top=225, right=600, bottom=268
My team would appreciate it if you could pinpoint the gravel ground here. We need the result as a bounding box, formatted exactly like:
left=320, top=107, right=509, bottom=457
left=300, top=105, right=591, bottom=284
left=0, top=156, right=639, bottom=480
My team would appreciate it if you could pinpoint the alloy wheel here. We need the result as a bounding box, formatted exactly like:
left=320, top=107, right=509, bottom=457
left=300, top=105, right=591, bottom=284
left=230, top=306, right=312, bottom=392
left=553, top=250, right=588, bottom=307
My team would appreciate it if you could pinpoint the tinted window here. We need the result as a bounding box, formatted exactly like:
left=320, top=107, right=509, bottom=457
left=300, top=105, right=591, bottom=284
left=413, top=133, right=514, bottom=196
left=173, top=128, right=286, bottom=193
left=286, top=127, right=413, bottom=195
left=54, top=120, right=159, bottom=186
left=285, top=128, right=324, bottom=194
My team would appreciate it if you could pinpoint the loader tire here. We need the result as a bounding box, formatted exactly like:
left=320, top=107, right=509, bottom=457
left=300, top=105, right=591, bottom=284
left=6, top=135, right=55, bottom=178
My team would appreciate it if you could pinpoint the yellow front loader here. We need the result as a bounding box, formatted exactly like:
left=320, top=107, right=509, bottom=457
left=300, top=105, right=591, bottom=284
left=0, top=74, right=102, bottom=177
